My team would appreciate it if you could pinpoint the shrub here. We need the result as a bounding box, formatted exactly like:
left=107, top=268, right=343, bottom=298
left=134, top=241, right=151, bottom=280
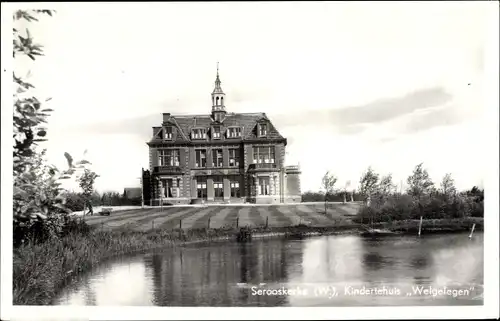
left=64, top=192, right=86, bottom=212
left=12, top=10, right=99, bottom=247
left=353, top=190, right=484, bottom=223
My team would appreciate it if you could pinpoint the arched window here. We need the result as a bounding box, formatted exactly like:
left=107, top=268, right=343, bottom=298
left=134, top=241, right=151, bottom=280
left=216, top=97, right=219, bottom=106
left=221, top=97, right=224, bottom=106
left=212, top=97, right=214, bottom=106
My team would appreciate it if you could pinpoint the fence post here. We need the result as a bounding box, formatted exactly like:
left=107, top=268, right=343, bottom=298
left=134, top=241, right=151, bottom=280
left=265, top=216, right=269, bottom=229
left=179, top=219, right=182, bottom=230
left=469, top=223, right=476, bottom=239
left=236, top=217, right=239, bottom=229
left=208, top=217, right=211, bottom=229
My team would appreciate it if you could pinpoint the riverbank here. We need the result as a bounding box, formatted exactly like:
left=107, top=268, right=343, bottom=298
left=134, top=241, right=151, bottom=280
left=13, top=217, right=483, bottom=305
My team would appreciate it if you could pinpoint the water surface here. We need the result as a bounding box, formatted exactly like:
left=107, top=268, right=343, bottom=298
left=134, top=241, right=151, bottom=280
left=55, top=232, right=483, bottom=306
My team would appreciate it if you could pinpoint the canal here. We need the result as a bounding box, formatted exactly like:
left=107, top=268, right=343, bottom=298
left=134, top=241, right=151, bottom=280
left=55, top=232, right=483, bottom=306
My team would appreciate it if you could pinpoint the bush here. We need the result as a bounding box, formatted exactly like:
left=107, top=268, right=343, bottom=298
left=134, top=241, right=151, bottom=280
left=64, top=193, right=86, bottom=212
left=13, top=214, right=85, bottom=248
left=353, top=191, right=484, bottom=223
left=12, top=10, right=99, bottom=247
left=302, top=191, right=361, bottom=203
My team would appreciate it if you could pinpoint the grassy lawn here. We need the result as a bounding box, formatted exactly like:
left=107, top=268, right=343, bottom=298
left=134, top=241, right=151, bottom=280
left=83, top=202, right=362, bottom=232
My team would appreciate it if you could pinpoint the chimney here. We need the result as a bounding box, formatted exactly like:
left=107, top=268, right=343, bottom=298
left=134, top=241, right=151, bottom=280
left=162, top=113, right=171, bottom=123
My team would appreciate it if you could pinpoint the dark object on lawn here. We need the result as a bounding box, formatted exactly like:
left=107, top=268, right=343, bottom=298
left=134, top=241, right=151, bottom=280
left=99, top=208, right=113, bottom=216
left=236, top=227, right=252, bottom=243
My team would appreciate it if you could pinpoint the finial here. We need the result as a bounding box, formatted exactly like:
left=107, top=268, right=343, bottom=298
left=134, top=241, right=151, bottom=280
left=217, top=62, right=219, bottom=77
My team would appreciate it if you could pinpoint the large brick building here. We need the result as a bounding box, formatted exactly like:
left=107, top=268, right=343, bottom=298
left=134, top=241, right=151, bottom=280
left=143, top=67, right=301, bottom=205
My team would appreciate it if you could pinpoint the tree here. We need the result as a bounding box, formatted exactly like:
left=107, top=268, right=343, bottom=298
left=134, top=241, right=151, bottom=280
left=13, top=10, right=55, bottom=171
left=375, top=173, right=396, bottom=206
left=440, top=173, right=457, bottom=201
left=12, top=10, right=96, bottom=245
left=406, top=163, right=435, bottom=201
left=78, top=169, right=99, bottom=215
left=358, top=167, right=379, bottom=206
left=406, top=163, right=435, bottom=218
left=321, top=171, right=338, bottom=215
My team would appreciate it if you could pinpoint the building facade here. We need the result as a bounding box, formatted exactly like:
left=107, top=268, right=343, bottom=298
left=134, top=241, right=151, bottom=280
left=143, top=68, right=301, bottom=205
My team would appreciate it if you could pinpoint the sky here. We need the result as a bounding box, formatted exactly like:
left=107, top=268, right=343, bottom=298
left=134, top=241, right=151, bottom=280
left=9, top=2, right=496, bottom=193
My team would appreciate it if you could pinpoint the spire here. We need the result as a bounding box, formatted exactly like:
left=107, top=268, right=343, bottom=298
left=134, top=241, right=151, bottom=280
left=211, top=62, right=226, bottom=119
left=212, top=62, right=224, bottom=94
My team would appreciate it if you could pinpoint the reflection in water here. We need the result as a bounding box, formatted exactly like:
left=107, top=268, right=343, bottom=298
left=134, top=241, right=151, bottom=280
left=411, top=255, right=429, bottom=270
left=363, top=253, right=386, bottom=271
left=55, top=233, right=484, bottom=307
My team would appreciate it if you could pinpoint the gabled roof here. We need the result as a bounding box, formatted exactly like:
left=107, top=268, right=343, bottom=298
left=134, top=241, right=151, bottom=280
left=148, top=112, right=286, bottom=145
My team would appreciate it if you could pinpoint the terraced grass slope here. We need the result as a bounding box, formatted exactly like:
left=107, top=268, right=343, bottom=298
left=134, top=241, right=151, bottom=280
left=84, top=202, right=362, bottom=232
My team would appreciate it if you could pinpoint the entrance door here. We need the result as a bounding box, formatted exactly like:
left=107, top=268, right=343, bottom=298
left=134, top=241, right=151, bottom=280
left=197, top=176, right=207, bottom=199
left=213, top=175, right=223, bottom=200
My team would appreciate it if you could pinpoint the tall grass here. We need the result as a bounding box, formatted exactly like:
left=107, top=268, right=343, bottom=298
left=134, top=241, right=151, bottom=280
left=13, top=226, right=237, bottom=305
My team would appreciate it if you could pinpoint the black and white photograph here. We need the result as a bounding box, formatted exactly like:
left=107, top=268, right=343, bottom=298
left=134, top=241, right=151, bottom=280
left=1, top=2, right=499, bottom=320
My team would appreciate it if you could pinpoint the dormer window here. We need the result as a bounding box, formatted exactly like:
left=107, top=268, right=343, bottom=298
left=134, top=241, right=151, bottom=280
left=258, top=123, right=268, bottom=137
left=212, top=126, right=221, bottom=139
left=155, top=127, right=163, bottom=140
left=192, top=128, right=207, bottom=140
left=227, top=126, right=241, bottom=138
left=164, top=126, right=173, bottom=140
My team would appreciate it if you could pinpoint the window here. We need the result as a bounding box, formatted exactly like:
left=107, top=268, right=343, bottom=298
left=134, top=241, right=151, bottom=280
left=195, top=149, right=206, bottom=168
left=213, top=176, right=223, bottom=199
left=227, top=127, right=241, bottom=138
left=259, top=123, right=268, bottom=137
left=159, top=149, right=180, bottom=166
left=160, top=178, right=176, bottom=198
left=197, top=176, right=207, bottom=199
left=258, top=177, right=270, bottom=196
left=192, top=128, right=207, bottom=139
left=228, top=149, right=240, bottom=167
left=253, top=146, right=275, bottom=164
left=165, top=126, right=173, bottom=140
left=212, top=149, right=223, bottom=167
left=212, top=126, right=221, bottom=139
left=230, top=176, right=240, bottom=198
